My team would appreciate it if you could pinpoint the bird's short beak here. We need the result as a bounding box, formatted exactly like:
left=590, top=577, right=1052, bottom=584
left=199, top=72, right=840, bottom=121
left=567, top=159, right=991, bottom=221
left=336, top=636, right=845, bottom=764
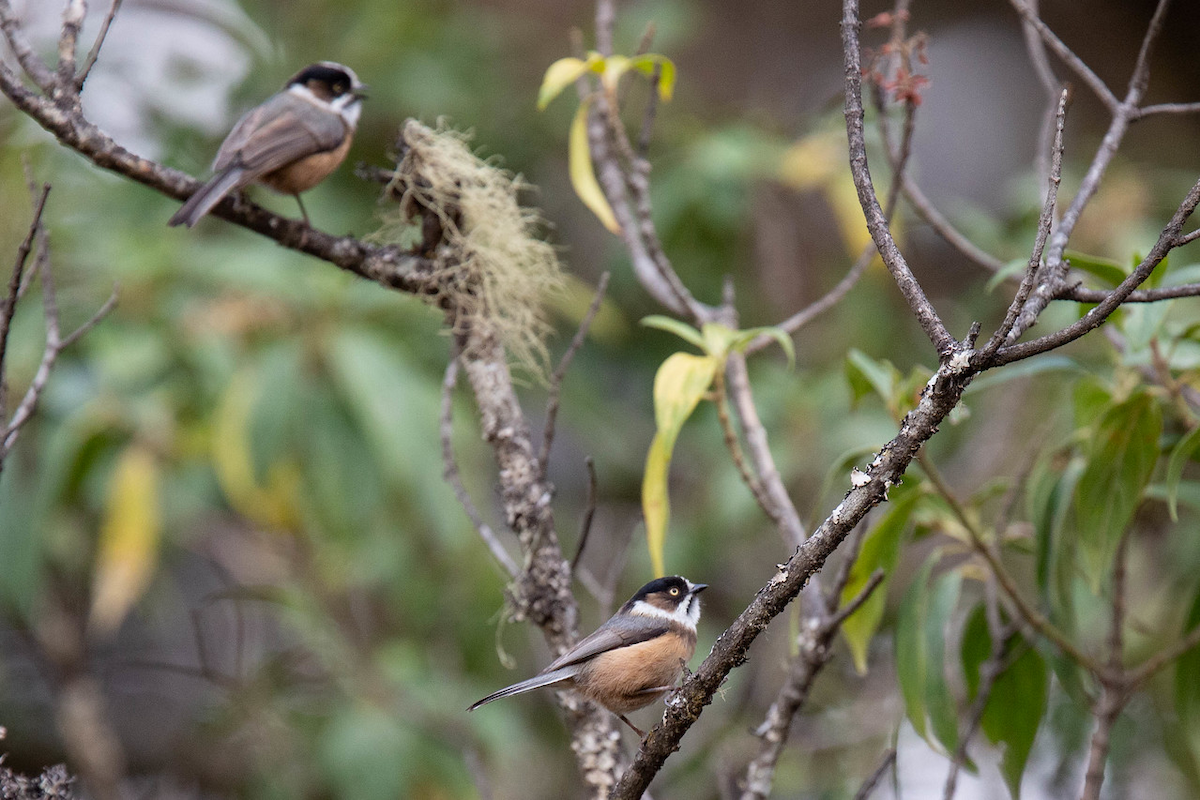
left=353, top=82, right=369, bottom=99
left=691, top=583, right=708, bottom=594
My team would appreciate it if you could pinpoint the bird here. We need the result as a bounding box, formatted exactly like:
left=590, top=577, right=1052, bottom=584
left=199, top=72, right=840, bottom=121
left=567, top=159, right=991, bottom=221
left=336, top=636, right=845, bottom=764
left=469, top=576, right=707, bottom=736
left=168, top=61, right=367, bottom=228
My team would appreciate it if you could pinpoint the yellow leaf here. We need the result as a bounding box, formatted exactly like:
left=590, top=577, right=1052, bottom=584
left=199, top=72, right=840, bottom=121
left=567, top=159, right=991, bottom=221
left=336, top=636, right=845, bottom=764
left=89, top=444, right=161, bottom=636
left=211, top=372, right=301, bottom=532
left=641, top=352, right=718, bottom=576
left=569, top=97, right=620, bottom=234
left=538, top=56, right=591, bottom=110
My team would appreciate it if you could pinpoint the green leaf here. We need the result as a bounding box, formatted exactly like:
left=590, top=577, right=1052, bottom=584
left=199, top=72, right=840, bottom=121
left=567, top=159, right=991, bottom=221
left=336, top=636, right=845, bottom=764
left=896, top=555, right=935, bottom=740
left=1074, top=391, right=1162, bottom=590
left=962, top=609, right=1050, bottom=798
left=983, top=644, right=1049, bottom=799
left=1167, top=425, right=1200, bottom=522
left=641, top=352, right=718, bottom=576
left=840, top=486, right=921, bottom=673
left=965, top=355, right=1082, bottom=395
left=1066, top=249, right=1127, bottom=288
left=568, top=96, right=620, bottom=234
left=1175, top=586, right=1200, bottom=732
left=845, top=349, right=897, bottom=409
left=538, top=56, right=593, bottom=110
left=641, top=315, right=705, bottom=351
left=985, top=259, right=1030, bottom=294
left=896, top=551, right=961, bottom=754
left=627, top=54, right=678, bottom=100
left=726, top=325, right=796, bottom=368
left=925, top=570, right=963, bottom=756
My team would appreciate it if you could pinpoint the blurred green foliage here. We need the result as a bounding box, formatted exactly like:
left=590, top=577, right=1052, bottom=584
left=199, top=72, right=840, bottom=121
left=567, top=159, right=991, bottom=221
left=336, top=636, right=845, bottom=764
left=2, top=0, right=1200, bottom=798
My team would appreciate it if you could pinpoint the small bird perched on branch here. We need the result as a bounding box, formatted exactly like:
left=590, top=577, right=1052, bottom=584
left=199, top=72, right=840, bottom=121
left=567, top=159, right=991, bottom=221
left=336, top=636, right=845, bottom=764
left=168, top=61, right=367, bottom=228
left=469, top=576, right=707, bottom=736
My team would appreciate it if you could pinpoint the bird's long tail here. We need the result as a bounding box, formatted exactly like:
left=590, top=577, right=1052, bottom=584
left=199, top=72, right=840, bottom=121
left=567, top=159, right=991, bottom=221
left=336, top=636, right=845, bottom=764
left=467, top=665, right=580, bottom=711
left=168, top=167, right=245, bottom=228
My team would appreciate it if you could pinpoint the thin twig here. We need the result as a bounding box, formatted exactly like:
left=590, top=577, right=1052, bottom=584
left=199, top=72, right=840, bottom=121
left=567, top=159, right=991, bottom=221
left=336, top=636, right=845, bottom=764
left=570, top=456, right=598, bottom=573
left=1175, top=228, right=1200, bottom=247
left=440, top=355, right=518, bottom=578
left=56, top=0, right=87, bottom=92
left=75, top=0, right=123, bottom=91
left=712, top=368, right=778, bottom=525
left=1007, top=0, right=1120, bottom=114
left=726, top=353, right=806, bottom=547
left=636, top=64, right=661, bottom=159
left=1006, top=0, right=1173, bottom=343
left=918, top=451, right=1097, bottom=671
left=0, top=184, right=51, bottom=385
left=539, top=272, right=609, bottom=475
left=853, top=748, right=898, bottom=800
left=841, top=0, right=955, bottom=357
left=1137, top=101, right=1200, bottom=119
left=0, top=0, right=59, bottom=93
left=983, top=86, right=1069, bottom=358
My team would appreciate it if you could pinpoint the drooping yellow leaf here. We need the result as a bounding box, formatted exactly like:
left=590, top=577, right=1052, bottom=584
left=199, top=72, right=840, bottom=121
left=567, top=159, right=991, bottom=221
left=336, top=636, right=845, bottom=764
left=538, top=56, right=595, bottom=110
left=641, top=352, right=718, bottom=576
left=568, top=97, right=620, bottom=234
left=89, top=444, right=161, bottom=636
left=211, top=371, right=301, bottom=532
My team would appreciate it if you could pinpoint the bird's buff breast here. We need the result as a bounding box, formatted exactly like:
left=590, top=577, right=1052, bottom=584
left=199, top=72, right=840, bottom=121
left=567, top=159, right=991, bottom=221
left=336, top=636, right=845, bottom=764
left=260, top=132, right=354, bottom=195
left=576, top=628, right=696, bottom=714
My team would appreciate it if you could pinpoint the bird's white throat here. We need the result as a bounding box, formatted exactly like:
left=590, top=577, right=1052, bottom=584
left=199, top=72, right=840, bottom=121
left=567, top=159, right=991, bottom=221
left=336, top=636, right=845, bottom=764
left=630, top=596, right=701, bottom=630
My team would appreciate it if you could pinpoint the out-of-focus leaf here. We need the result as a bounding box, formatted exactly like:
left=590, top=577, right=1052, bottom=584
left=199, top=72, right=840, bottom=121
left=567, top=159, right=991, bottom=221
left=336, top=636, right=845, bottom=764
left=537, top=55, right=598, bottom=110
left=89, top=443, right=161, bottom=635
left=325, top=329, right=457, bottom=539
left=642, top=315, right=705, bottom=350
left=1074, top=391, right=1161, bottom=590
left=627, top=54, right=677, bottom=100
left=319, top=705, right=415, bottom=800
left=1166, top=425, right=1200, bottom=522
left=1065, top=250, right=1127, bottom=288
left=961, top=605, right=990, bottom=702
left=985, top=259, right=1029, bottom=293
left=897, top=554, right=961, bottom=755
left=845, top=349, right=896, bottom=409
left=211, top=371, right=302, bottom=532
left=1034, top=455, right=1087, bottom=637
left=1175, top=586, right=1200, bottom=739
left=925, top=570, right=962, bottom=756
left=568, top=96, right=620, bottom=234
left=984, top=643, right=1049, bottom=798
left=642, top=352, right=717, bottom=576
left=1072, top=376, right=1112, bottom=430
left=840, top=485, right=921, bottom=673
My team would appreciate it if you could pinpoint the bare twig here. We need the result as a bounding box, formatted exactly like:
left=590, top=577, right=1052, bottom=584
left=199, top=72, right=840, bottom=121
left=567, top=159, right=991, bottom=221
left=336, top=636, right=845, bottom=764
left=994, top=176, right=1200, bottom=366
left=739, top=569, right=885, bottom=800
left=1007, top=0, right=1120, bottom=114
left=75, top=0, right=124, bottom=91
left=539, top=272, right=609, bottom=475
left=0, top=0, right=59, bottom=93
left=570, top=456, right=598, bottom=573
left=0, top=184, right=50, bottom=389
left=1005, top=0, right=1173, bottom=343
left=853, top=748, right=898, bottom=800
left=841, top=0, right=955, bottom=357
left=1176, top=228, right=1200, bottom=248
left=1137, top=102, right=1200, bottom=119
left=440, top=355, right=518, bottom=578
left=980, top=86, right=1069, bottom=361
left=726, top=353, right=806, bottom=547
left=56, top=0, right=87, bottom=92
left=712, top=368, right=779, bottom=526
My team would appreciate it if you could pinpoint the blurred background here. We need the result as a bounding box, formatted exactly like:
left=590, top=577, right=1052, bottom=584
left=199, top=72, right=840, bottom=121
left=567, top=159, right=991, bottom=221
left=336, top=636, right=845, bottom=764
left=2, top=0, right=1200, bottom=797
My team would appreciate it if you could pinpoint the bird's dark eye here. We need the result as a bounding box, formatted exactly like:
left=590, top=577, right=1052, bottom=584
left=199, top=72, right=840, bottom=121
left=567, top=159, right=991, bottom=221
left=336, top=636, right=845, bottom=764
left=669, top=587, right=680, bottom=596
left=333, top=82, right=346, bottom=94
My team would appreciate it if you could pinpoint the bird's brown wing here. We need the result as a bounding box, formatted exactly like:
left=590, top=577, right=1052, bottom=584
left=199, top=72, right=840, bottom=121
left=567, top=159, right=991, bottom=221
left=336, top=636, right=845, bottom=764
left=213, top=93, right=347, bottom=178
left=540, top=616, right=670, bottom=675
